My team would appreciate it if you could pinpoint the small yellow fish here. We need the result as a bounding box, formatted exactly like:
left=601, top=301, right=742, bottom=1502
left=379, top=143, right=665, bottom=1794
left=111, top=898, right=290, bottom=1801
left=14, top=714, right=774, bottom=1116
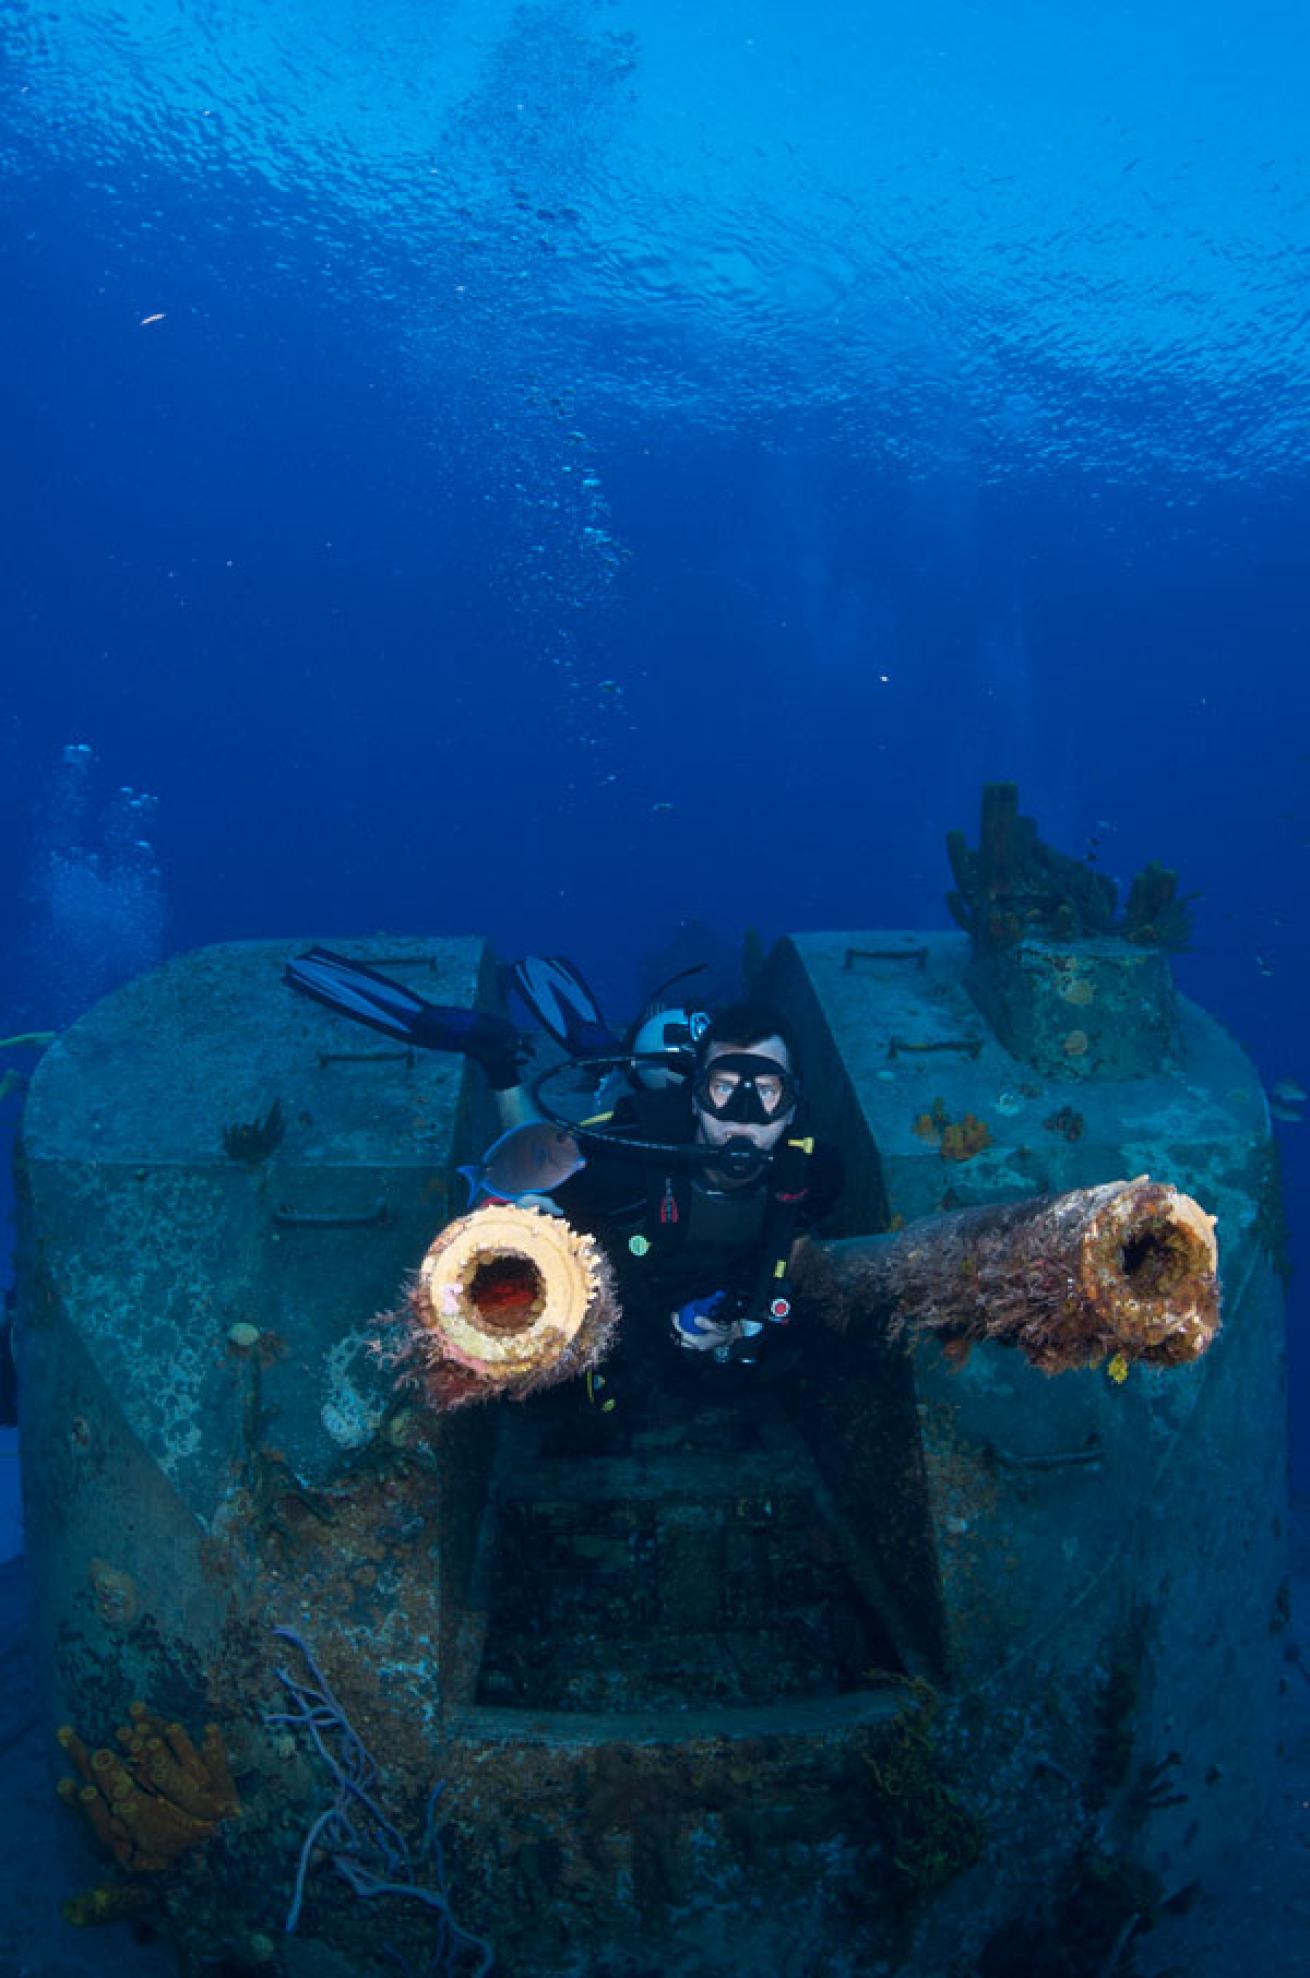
left=1106, top=1352, right=1129, bottom=1385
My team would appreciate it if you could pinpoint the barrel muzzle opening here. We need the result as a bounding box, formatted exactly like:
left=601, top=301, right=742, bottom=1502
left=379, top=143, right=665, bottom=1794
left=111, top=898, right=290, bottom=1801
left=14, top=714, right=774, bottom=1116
left=460, top=1251, right=548, bottom=1333
left=1082, top=1180, right=1219, bottom=1366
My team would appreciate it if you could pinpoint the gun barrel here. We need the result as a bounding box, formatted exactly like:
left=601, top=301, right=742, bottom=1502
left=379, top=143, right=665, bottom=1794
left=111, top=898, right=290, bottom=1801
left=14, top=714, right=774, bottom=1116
left=396, top=1202, right=620, bottom=1409
left=798, top=1175, right=1219, bottom=1374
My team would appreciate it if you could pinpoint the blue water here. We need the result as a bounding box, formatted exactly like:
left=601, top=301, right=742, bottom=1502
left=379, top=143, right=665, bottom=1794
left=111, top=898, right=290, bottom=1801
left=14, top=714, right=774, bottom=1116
left=2, top=0, right=1308, bottom=1503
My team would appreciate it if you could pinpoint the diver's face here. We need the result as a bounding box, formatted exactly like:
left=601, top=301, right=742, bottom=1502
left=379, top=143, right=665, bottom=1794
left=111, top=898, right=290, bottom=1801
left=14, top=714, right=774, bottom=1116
left=694, top=1035, right=796, bottom=1159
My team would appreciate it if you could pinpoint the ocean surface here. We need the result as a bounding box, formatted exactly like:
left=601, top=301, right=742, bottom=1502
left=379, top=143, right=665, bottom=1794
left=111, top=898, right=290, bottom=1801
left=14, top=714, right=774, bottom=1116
left=1, top=2, right=1308, bottom=1971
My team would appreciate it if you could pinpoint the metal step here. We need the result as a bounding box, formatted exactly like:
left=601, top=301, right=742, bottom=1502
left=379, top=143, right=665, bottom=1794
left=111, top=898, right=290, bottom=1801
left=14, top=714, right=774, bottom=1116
left=477, top=1622, right=851, bottom=1712
left=462, top=1393, right=908, bottom=1714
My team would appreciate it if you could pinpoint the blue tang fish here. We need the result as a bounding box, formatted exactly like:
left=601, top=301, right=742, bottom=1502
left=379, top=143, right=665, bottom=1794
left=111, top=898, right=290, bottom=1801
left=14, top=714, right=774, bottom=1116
left=459, top=1120, right=586, bottom=1207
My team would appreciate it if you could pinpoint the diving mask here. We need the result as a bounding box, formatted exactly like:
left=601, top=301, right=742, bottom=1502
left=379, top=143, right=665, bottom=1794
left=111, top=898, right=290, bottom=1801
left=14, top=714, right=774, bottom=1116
left=692, top=1051, right=800, bottom=1126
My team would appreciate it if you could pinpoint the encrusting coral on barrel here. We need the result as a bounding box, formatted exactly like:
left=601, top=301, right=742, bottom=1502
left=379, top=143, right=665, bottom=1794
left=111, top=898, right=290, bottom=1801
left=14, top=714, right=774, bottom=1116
left=378, top=1201, right=620, bottom=1409
left=55, top=1701, right=240, bottom=1922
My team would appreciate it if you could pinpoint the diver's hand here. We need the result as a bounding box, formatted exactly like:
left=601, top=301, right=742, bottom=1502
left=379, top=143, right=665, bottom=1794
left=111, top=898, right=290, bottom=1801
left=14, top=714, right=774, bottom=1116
left=672, top=1293, right=737, bottom=1352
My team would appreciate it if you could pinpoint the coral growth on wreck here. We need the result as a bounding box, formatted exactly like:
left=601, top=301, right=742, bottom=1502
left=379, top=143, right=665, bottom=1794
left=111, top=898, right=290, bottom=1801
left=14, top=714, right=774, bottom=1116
left=1043, top=1106, right=1086, bottom=1143
left=862, top=1678, right=984, bottom=1903
left=947, top=783, right=1195, bottom=953
left=941, top=1114, right=992, bottom=1162
left=56, top=1700, right=240, bottom=1923
left=221, top=1097, right=286, bottom=1164
left=267, top=1623, right=493, bottom=1973
left=1121, top=861, right=1194, bottom=950
left=912, top=1100, right=993, bottom=1162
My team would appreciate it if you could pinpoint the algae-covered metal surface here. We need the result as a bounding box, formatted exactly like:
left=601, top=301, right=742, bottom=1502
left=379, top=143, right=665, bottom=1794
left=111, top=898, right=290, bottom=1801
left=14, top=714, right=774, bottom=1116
left=12, top=930, right=1289, bottom=1977
left=16, top=938, right=503, bottom=1972
left=21, top=937, right=494, bottom=1504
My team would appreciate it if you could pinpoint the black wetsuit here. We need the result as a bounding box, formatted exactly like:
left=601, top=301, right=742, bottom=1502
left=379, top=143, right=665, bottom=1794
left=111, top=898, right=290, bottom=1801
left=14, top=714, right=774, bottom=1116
left=553, top=1088, right=843, bottom=1383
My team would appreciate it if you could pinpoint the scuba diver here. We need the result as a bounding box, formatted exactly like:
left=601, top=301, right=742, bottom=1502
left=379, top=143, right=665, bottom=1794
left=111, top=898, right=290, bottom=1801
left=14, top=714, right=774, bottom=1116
left=545, top=998, right=843, bottom=1371
left=284, top=949, right=843, bottom=1377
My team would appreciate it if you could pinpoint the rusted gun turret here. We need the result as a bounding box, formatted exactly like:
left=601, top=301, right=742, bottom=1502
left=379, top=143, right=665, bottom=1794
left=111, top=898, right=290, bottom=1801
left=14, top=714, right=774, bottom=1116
left=13, top=935, right=1278, bottom=1978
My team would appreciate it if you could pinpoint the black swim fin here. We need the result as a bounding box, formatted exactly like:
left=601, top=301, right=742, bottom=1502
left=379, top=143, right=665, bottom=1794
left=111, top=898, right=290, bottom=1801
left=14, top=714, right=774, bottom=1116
left=285, top=948, right=524, bottom=1089
left=510, top=955, right=621, bottom=1058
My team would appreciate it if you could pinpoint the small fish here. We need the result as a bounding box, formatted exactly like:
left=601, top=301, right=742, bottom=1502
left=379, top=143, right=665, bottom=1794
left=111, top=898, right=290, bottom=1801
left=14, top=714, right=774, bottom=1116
left=1270, top=1102, right=1303, bottom=1124
left=459, top=1120, right=585, bottom=1206
left=597, top=679, right=622, bottom=695
left=1271, top=1079, right=1307, bottom=1105
left=651, top=801, right=675, bottom=813
left=1255, top=956, right=1274, bottom=976
left=139, top=312, right=166, bottom=326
